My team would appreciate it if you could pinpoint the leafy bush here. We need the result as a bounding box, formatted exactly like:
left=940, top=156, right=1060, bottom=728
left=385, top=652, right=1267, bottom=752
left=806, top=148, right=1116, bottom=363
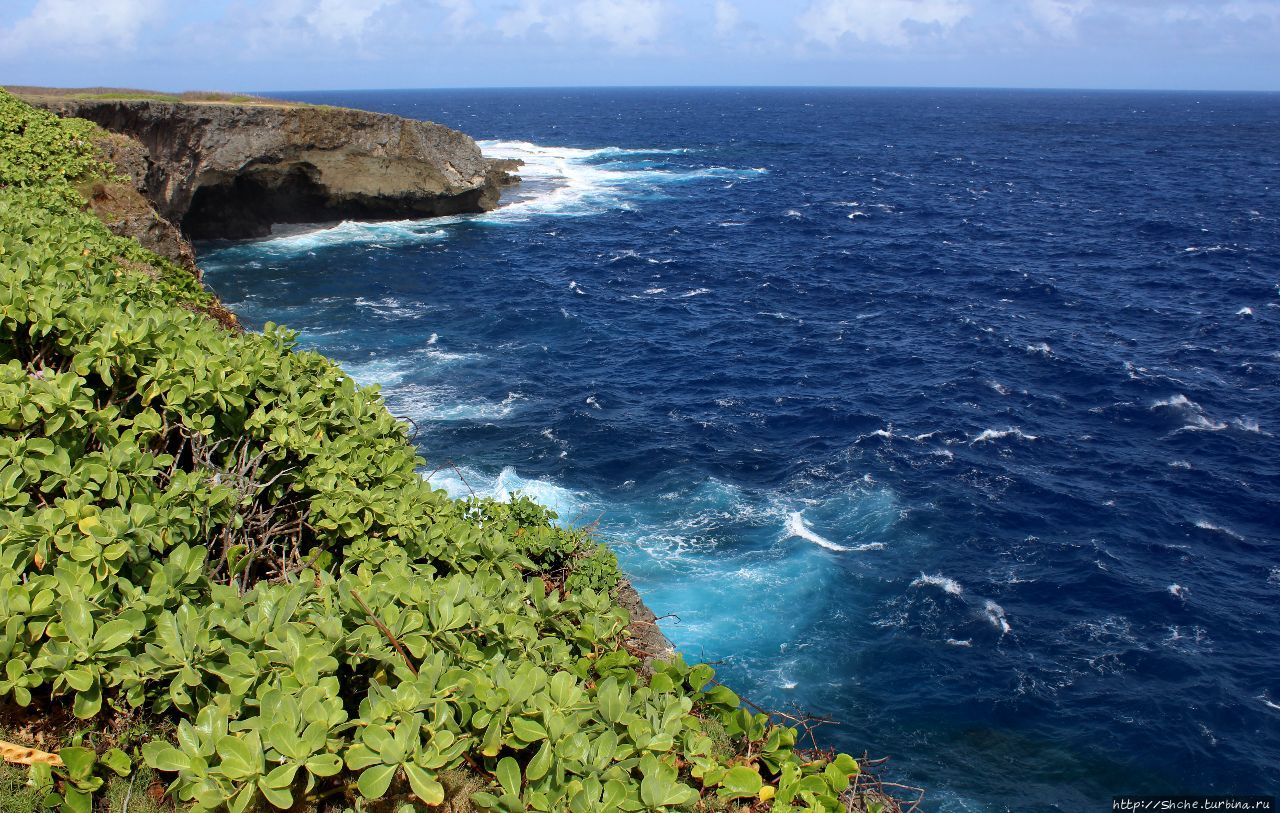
left=0, top=89, right=862, bottom=811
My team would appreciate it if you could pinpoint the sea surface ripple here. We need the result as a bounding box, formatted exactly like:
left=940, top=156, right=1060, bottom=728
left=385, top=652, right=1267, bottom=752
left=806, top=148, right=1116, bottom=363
left=201, top=88, right=1280, bottom=812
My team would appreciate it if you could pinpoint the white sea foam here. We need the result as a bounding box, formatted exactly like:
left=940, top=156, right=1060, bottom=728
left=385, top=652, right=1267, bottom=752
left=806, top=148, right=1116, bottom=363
left=255, top=220, right=450, bottom=253
left=983, top=600, right=1012, bottom=634
left=1025, top=342, right=1052, bottom=356
left=1232, top=417, right=1265, bottom=434
left=680, top=288, right=712, bottom=298
left=477, top=140, right=763, bottom=221
left=643, top=287, right=667, bottom=294
left=1168, top=583, right=1187, bottom=600
left=569, top=280, right=586, bottom=295
left=1194, top=519, right=1244, bottom=540
left=987, top=380, right=1011, bottom=395
left=391, top=385, right=525, bottom=423
left=970, top=427, right=1038, bottom=444
left=1151, top=394, right=1228, bottom=432
left=427, top=465, right=586, bottom=521
left=585, top=395, right=602, bottom=410
left=354, top=295, right=422, bottom=320
left=343, top=360, right=406, bottom=388
left=946, top=638, right=973, bottom=647
left=1237, top=306, right=1254, bottom=316
left=783, top=512, right=850, bottom=551
left=911, top=574, right=964, bottom=596
left=1259, top=694, right=1280, bottom=711
left=1169, top=460, right=1192, bottom=470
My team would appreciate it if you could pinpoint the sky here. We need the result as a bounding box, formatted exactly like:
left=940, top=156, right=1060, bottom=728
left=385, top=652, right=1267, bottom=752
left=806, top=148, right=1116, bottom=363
left=1, top=0, right=1278, bottom=92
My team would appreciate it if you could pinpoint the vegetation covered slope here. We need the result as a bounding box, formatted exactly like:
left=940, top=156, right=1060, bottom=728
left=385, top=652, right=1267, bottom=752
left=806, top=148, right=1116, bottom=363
left=0, top=90, right=868, bottom=813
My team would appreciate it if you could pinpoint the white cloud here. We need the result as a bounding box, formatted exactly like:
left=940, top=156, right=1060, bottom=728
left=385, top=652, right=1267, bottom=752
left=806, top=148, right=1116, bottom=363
left=573, top=0, right=665, bottom=48
left=305, top=0, right=397, bottom=42
left=1027, top=0, right=1092, bottom=37
left=436, top=0, right=477, bottom=34
left=713, top=0, right=741, bottom=38
left=493, top=0, right=667, bottom=50
left=797, top=0, right=971, bottom=47
left=496, top=0, right=545, bottom=37
left=0, top=0, right=162, bottom=54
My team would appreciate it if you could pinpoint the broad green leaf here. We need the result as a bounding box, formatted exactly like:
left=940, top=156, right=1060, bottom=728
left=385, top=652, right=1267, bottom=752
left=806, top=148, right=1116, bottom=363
left=404, top=764, right=444, bottom=805
left=357, top=763, right=397, bottom=800
left=57, top=747, right=96, bottom=782
left=141, top=742, right=189, bottom=773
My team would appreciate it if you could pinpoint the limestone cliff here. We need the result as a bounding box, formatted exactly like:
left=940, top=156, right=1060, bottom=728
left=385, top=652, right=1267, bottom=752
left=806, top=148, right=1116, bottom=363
left=30, top=96, right=518, bottom=240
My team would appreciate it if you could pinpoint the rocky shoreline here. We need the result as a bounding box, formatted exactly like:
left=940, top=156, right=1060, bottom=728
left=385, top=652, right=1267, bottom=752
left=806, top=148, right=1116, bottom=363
left=18, top=90, right=518, bottom=244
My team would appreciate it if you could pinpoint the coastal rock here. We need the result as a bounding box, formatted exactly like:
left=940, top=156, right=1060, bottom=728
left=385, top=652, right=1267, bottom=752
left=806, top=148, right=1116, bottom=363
left=84, top=130, right=199, bottom=274
left=34, top=97, right=516, bottom=240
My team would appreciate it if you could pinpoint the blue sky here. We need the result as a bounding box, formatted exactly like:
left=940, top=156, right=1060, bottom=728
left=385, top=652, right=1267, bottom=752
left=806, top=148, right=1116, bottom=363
left=1, top=0, right=1278, bottom=91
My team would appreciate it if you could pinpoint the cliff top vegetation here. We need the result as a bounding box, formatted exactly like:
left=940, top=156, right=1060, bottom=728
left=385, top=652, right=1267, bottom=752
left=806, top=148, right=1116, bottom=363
left=4, top=87, right=301, bottom=107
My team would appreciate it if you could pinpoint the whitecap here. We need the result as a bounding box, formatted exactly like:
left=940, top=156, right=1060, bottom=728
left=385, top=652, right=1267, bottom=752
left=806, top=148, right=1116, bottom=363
left=946, top=638, right=973, bottom=647
left=1231, top=417, right=1265, bottom=434
left=569, top=280, right=586, bottom=295
left=983, top=600, right=1011, bottom=634
left=911, top=573, right=964, bottom=596
left=970, top=427, right=1038, bottom=444
left=784, top=512, right=852, bottom=552
left=987, top=380, right=1010, bottom=395
left=1259, top=695, right=1280, bottom=712
left=354, top=295, right=421, bottom=320
left=477, top=140, right=761, bottom=222
left=1169, top=460, right=1192, bottom=470
left=253, top=220, right=450, bottom=253
left=643, top=287, right=667, bottom=294
left=1025, top=342, right=1052, bottom=356
left=1168, top=583, right=1187, bottom=600
left=343, top=358, right=412, bottom=387
left=1151, top=394, right=1228, bottom=432
left=1194, top=519, right=1244, bottom=540
left=1237, top=307, right=1253, bottom=316
left=428, top=465, right=585, bottom=521
left=393, top=386, right=525, bottom=423
left=585, top=395, right=602, bottom=410
left=680, top=288, right=712, bottom=298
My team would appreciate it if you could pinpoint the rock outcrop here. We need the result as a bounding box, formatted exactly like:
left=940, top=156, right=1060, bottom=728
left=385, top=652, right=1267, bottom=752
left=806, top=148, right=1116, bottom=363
left=33, top=97, right=518, bottom=240
left=82, top=130, right=199, bottom=273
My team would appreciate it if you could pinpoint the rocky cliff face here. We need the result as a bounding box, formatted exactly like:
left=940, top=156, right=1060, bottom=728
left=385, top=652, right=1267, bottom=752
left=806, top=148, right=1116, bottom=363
left=37, top=98, right=518, bottom=240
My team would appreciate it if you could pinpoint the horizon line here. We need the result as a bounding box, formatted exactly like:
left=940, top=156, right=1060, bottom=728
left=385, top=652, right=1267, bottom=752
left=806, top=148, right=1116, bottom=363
left=262, top=83, right=1279, bottom=95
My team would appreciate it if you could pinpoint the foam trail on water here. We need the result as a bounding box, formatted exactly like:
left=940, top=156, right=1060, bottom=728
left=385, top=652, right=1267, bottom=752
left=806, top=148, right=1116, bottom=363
left=971, top=427, right=1038, bottom=444
left=912, top=573, right=965, bottom=596
left=784, top=511, right=851, bottom=551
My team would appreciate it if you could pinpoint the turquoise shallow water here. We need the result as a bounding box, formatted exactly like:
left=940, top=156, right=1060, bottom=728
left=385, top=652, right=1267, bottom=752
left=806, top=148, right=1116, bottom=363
left=202, top=88, right=1280, bottom=811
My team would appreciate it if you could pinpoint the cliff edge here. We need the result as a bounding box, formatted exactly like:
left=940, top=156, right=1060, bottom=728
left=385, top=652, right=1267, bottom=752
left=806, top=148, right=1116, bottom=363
left=19, top=91, right=518, bottom=240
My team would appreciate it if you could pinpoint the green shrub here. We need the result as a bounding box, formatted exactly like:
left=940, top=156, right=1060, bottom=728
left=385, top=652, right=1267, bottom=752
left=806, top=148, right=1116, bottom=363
left=0, top=88, right=861, bottom=811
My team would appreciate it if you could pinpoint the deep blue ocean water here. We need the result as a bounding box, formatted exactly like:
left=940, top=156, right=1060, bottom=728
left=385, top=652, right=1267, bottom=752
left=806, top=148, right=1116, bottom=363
left=200, top=88, right=1280, bottom=812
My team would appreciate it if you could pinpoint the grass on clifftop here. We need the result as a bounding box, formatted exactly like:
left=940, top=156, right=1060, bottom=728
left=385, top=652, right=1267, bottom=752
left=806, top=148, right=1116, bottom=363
left=4, top=86, right=303, bottom=107
left=0, top=89, right=890, bottom=813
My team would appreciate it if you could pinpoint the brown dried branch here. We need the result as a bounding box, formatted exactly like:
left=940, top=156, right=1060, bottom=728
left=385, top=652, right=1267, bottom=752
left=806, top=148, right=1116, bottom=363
left=350, top=589, right=419, bottom=677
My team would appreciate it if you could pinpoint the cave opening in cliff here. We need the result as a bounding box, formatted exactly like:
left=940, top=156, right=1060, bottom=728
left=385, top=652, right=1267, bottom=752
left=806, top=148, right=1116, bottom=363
left=184, top=164, right=332, bottom=240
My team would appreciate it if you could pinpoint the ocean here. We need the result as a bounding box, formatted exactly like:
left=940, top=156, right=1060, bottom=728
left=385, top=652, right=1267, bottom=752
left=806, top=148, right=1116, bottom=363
left=199, top=88, right=1280, bottom=812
